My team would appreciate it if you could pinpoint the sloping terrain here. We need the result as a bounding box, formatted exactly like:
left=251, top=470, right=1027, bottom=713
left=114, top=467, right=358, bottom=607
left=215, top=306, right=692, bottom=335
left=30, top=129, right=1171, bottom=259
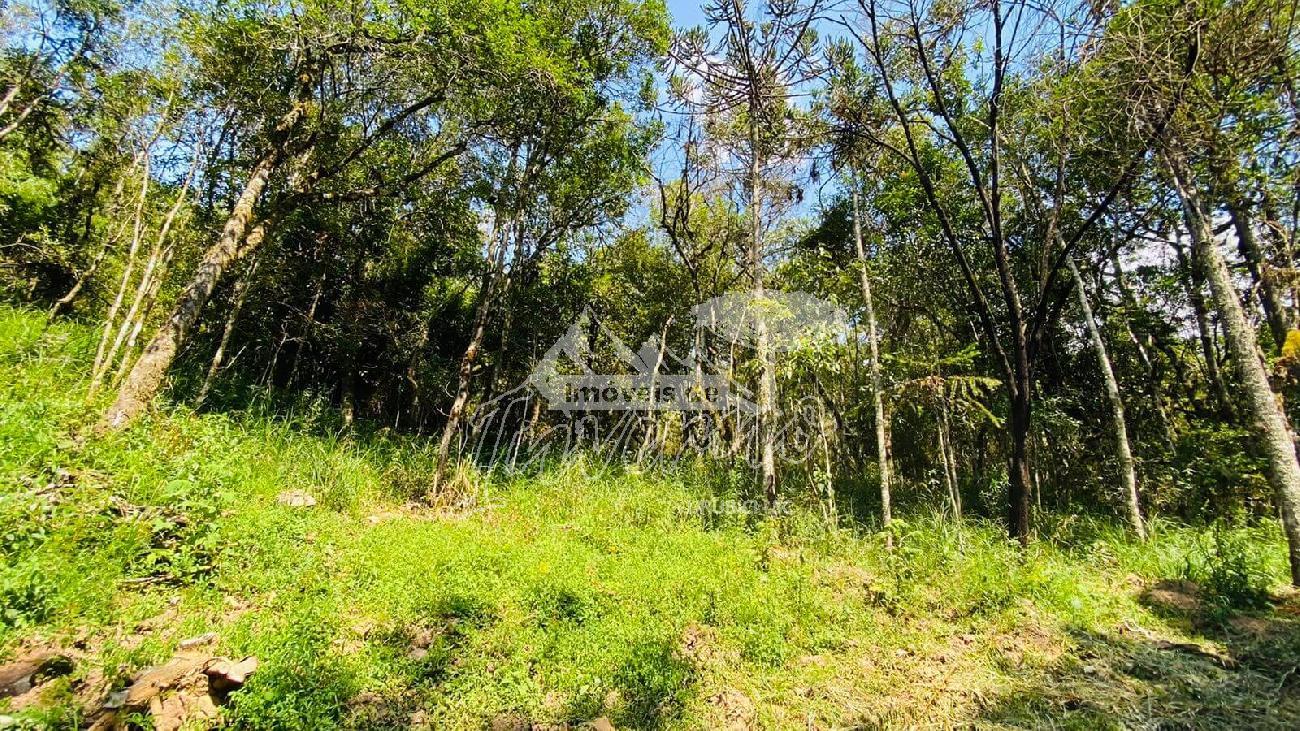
left=2, top=307, right=1299, bottom=729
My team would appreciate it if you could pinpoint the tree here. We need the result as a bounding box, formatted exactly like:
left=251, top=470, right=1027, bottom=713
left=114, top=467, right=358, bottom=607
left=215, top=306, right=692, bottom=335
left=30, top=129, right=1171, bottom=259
left=99, top=0, right=600, bottom=429
left=1068, top=255, right=1145, bottom=538
left=670, top=0, right=823, bottom=508
left=851, top=183, right=893, bottom=536
left=832, top=0, right=1194, bottom=542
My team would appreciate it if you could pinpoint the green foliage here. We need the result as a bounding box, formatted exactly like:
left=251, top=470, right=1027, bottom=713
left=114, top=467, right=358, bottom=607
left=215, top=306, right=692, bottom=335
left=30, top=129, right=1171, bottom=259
left=1169, top=425, right=1272, bottom=519
left=121, top=477, right=230, bottom=585
left=0, top=564, right=58, bottom=628
left=614, top=640, right=695, bottom=728
left=0, top=304, right=1297, bottom=726
left=1181, top=521, right=1277, bottom=612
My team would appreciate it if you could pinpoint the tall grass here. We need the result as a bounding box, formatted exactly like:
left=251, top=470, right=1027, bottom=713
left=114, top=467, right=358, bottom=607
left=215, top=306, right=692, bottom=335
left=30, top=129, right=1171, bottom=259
left=1, top=305, right=1295, bottom=729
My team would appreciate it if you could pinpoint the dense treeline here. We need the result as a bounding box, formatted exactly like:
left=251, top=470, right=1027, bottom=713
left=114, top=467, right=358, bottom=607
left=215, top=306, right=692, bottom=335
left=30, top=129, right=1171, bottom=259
left=4, top=0, right=1300, bottom=581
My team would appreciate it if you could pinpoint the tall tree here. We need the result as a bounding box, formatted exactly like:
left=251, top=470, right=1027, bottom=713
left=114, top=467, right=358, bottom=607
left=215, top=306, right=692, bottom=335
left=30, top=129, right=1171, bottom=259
left=1068, top=256, right=1145, bottom=538
left=670, top=0, right=822, bottom=508
left=852, top=184, right=893, bottom=536
left=833, top=0, right=1194, bottom=541
left=99, top=0, right=592, bottom=429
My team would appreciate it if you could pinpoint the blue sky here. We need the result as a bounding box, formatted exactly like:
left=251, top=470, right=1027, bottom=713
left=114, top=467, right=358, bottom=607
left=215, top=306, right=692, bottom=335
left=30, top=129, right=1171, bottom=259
left=665, top=0, right=707, bottom=31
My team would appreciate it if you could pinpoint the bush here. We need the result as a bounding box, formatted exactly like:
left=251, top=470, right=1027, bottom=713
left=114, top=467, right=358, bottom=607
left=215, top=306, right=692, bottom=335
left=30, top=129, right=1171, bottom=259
left=1181, top=522, right=1275, bottom=611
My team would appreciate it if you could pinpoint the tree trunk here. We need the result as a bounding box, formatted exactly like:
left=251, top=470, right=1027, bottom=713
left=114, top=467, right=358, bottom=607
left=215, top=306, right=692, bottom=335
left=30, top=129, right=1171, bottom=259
left=112, top=238, right=179, bottom=387
left=285, top=280, right=322, bottom=390
left=1068, top=256, right=1146, bottom=539
left=749, top=129, right=778, bottom=510
left=1110, top=253, right=1176, bottom=451
left=90, top=161, right=151, bottom=394
left=1170, top=151, right=1300, bottom=585
left=1260, top=193, right=1300, bottom=325
left=938, top=394, right=961, bottom=519
left=1174, top=239, right=1234, bottom=420
left=97, top=159, right=194, bottom=391
left=1228, top=195, right=1291, bottom=351
left=339, top=370, right=356, bottom=427
left=336, top=252, right=368, bottom=428
left=1008, top=381, right=1032, bottom=545
left=485, top=221, right=528, bottom=397
left=637, top=320, right=672, bottom=464
left=817, top=396, right=837, bottom=527
left=435, top=217, right=511, bottom=485
left=99, top=126, right=294, bottom=430
left=397, top=320, right=432, bottom=431
left=196, top=249, right=261, bottom=406
left=852, top=188, right=892, bottom=536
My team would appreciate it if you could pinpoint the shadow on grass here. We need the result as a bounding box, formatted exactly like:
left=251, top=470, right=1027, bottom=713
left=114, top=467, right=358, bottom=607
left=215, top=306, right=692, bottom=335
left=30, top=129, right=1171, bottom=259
left=976, top=602, right=1300, bottom=729
left=537, top=637, right=696, bottom=731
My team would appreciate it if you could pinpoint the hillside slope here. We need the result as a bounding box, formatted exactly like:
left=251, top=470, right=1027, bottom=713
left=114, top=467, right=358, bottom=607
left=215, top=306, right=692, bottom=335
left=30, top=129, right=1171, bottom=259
left=2, top=307, right=1299, bottom=729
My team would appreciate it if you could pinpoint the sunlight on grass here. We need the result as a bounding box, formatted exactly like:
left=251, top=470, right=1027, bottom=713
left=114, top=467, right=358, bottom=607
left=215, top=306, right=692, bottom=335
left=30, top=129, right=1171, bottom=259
left=2, top=306, right=1298, bottom=729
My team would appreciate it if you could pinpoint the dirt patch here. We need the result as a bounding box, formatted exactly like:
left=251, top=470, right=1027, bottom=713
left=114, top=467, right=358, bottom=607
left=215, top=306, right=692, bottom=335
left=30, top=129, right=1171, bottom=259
left=678, top=623, right=738, bottom=671
left=704, top=688, right=755, bottom=730
left=813, top=562, right=874, bottom=589
left=489, top=714, right=617, bottom=730
left=1141, top=579, right=1202, bottom=613
left=1226, top=615, right=1276, bottom=638
left=276, top=489, right=317, bottom=507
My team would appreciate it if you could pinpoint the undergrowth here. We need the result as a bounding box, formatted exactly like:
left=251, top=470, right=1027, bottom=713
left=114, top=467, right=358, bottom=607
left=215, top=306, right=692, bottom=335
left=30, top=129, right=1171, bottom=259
left=2, top=306, right=1298, bottom=729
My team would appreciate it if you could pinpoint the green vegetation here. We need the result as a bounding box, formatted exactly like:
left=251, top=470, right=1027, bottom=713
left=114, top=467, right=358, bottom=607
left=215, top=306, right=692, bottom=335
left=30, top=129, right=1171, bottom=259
left=4, top=307, right=1299, bottom=729
left=5, top=0, right=1300, bottom=726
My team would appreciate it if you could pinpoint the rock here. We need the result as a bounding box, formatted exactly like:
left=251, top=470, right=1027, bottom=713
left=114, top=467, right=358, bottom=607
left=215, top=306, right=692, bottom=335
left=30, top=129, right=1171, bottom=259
left=103, top=689, right=129, bottom=709
left=87, top=651, right=258, bottom=731
left=587, top=718, right=616, bottom=731
left=277, top=489, right=317, bottom=507
left=179, top=632, right=218, bottom=649
left=124, top=654, right=208, bottom=707
left=205, top=656, right=258, bottom=694
left=0, top=652, right=76, bottom=698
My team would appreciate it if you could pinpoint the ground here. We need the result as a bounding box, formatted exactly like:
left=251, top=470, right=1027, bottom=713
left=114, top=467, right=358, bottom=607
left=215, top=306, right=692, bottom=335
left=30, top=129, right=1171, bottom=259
left=2, top=306, right=1299, bottom=730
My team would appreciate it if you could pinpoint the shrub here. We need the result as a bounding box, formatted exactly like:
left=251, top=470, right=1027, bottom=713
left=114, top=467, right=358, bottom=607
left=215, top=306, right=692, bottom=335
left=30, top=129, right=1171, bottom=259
left=1181, top=522, right=1275, bottom=611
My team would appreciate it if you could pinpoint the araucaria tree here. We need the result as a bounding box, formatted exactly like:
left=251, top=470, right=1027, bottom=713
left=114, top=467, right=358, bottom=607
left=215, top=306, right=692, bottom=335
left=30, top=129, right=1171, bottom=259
left=670, top=0, right=823, bottom=508
left=9, top=0, right=1300, bottom=596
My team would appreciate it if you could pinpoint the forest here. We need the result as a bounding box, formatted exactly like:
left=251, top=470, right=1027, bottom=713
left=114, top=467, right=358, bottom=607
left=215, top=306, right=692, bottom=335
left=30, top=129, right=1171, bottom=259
left=3, top=0, right=1300, bottom=727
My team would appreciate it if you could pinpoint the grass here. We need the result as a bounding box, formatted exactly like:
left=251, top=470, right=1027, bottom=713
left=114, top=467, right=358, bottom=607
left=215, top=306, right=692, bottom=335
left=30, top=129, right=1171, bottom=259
left=1, top=304, right=1300, bottom=729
